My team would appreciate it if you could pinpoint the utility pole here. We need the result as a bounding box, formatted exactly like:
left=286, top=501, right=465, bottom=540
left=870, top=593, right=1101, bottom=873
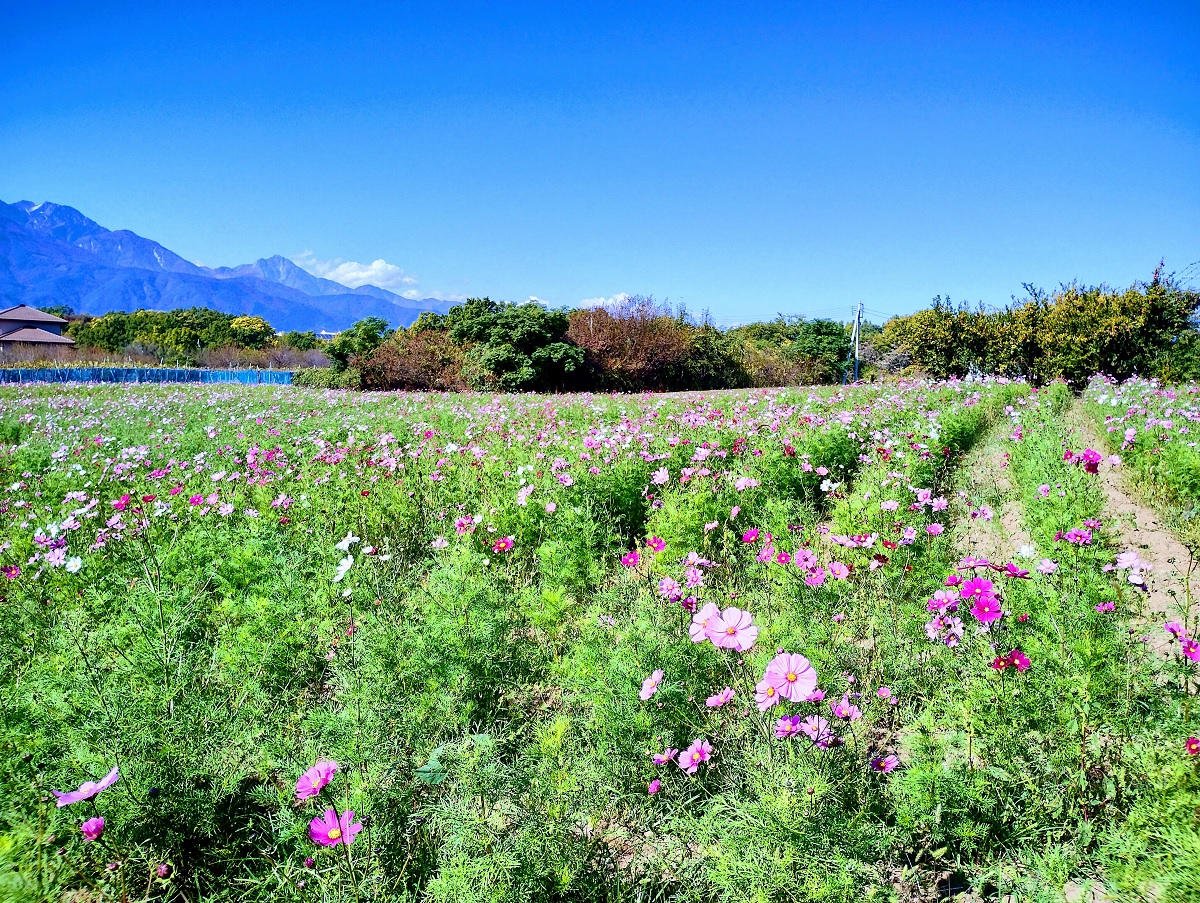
left=854, top=302, right=862, bottom=381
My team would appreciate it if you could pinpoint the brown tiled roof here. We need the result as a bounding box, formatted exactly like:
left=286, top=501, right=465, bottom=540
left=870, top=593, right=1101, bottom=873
left=0, top=304, right=69, bottom=325
left=0, top=326, right=76, bottom=344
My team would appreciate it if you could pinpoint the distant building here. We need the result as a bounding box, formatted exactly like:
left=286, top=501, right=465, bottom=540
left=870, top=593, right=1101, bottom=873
left=0, top=304, right=76, bottom=350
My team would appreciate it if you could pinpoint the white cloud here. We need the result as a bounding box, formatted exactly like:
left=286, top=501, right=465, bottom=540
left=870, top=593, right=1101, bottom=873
left=292, top=252, right=418, bottom=292
left=578, top=292, right=632, bottom=309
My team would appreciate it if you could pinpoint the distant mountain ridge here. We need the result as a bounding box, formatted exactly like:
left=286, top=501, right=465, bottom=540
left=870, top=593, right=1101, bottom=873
left=0, top=199, right=452, bottom=332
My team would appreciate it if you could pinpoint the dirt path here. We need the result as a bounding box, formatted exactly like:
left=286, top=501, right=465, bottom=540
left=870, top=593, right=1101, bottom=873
left=954, top=426, right=1033, bottom=564
left=1067, top=403, right=1196, bottom=654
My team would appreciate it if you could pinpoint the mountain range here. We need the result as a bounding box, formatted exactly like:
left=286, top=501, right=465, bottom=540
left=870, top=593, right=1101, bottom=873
left=0, top=200, right=453, bottom=333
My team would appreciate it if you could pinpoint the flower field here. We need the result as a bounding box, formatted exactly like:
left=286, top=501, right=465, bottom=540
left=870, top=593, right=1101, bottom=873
left=1, top=379, right=1198, bottom=902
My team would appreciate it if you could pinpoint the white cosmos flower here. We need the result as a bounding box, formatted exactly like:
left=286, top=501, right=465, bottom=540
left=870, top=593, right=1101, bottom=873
left=333, top=555, right=354, bottom=583
left=335, top=532, right=360, bottom=552
left=66, top=556, right=82, bottom=573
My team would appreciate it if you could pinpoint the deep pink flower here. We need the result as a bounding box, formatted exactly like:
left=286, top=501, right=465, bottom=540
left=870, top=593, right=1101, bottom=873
left=763, top=652, right=818, bottom=702
left=620, top=550, right=640, bottom=568
left=1166, top=622, right=1187, bottom=639
left=652, top=748, right=678, bottom=765
left=648, top=779, right=661, bottom=794
left=1187, top=737, right=1200, bottom=756
left=308, top=809, right=363, bottom=847
left=296, top=760, right=339, bottom=800
left=970, top=595, right=1004, bottom=624
left=646, top=537, right=666, bottom=552
left=491, top=536, right=514, bottom=553
left=741, top=529, right=759, bottom=543
left=1009, top=649, right=1031, bottom=671
left=712, top=606, right=758, bottom=651
left=678, top=739, right=712, bottom=774
left=80, top=817, right=105, bottom=841
left=640, top=669, right=664, bottom=701
left=1181, top=638, right=1200, bottom=663
left=804, top=566, right=827, bottom=587
left=870, top=754, right=900, bottom=773
left=52, top=766, right=120, bottom=807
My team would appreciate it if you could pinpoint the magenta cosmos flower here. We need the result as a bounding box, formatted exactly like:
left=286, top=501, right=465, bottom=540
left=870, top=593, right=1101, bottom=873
left=689, top=602, right=722, bottom=643
left=711, top=606, right=758, bottom=651
left=620, top=550, right=640, bottom=568
left=677, top=739, right=712, bottom=774
left=296, top=760, right=339, bottom=800
left=652, top=747, right=679, bottom=765
left=1187, top=737, right=1200, bottom=756
left=309, top=809, right=363, bottom=847
left=774, top=715, right=803, bottom=738
left=640, top=669, right=664, bottom=701
left=763, top=653, right=818, bottom=702
left=970, top=594, right=1004, bottom=624
left=646, top=536, right=666, bottom=552
left=52, top=766, right=120, bottom=807
left=80, top=817, right=105, bottom=841
left=491, top=536, right=514, bottom=553
left=870, top=754, right=900, bottom=773
left=648, top=779, right=661, bottom=795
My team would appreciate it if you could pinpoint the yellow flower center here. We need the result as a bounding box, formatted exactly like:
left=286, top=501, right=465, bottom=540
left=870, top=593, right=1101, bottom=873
left=786, top=672, right=796, bottom=682
left=328, top=828, right=342, bottom=840
left=765, top=687, right=775, bottom=696
left=726, top=626, right=736, bottom=635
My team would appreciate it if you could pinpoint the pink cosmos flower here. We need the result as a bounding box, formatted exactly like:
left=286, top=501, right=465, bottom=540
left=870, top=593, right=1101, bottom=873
left=80, top=817, right=105, bottom=841
left=712, top=607, right=758, bottom=651
left=831, top=694, right=862, bottom=721
left=706, top=687, right=735, bottom=708
left=776, top=550, right=792, bottom=565
left=793, top=549, right=817, bottom=569
left=926, top=523, right=944, bottom=536
left=492, top=536, right=514, bottom=553
left=647, top=536, right=666, bottom=552
left=651, top=468, right=670, bottom=485
left=648, top=779, right=661, bottom=794
left=658, top=577, right=682, bottom=599
left=678, top=738, right=712, bottom=774
left=309, top=808, right=363, bottom=847
left=763, top=652, right=818, bottom=702
left=1008, top=649, right=1031, bottom=671
left=1037, top=558, right=1058, bottom=575
left=804, top=688, right=826, bottom=702
left=640, top=669, right=665, bottom=701
left=804, top=566, right=827, bottom=587
left=296, top=760, right=339, bottom=800
left=828, top=561, right=850, bottom=580
left=870, top=755, right=900, bottom=773
left=689, top=602, right=723, bottom=643
left=52, top=766, right=120, bottom=807
left=621, top=550, right=640, bottom=568
left=876, top=686, right=892, bottom=699
left=652, top=748, right=679, bottom=765
left=1166, top=622, right=1187, bottom=639
left=800, top=715, right=833, bottom=748
left=755, top=679, right=781, bottom=711
left=1187, top=737, right=1200, bottom=756
left=741, top=529, right=759, bottom=543
left=774, top=715, right=803, bottom=739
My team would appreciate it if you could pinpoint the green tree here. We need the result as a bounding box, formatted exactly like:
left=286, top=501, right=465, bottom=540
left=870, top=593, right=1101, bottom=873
left=327, top=317, right=394, bottom=370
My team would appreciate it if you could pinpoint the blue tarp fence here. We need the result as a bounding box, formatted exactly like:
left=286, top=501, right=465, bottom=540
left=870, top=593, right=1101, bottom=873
left=0, top=368, right=293, bottom=385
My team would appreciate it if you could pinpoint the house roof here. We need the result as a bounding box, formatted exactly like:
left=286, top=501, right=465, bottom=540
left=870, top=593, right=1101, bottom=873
left=0, top=304, right=69, bottom=325
left=0, top=326, right=76, bottom=345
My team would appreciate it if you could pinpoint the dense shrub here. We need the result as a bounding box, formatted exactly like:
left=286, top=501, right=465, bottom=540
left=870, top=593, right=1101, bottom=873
left=357, top=329, right=468, bottom=391
left=876, top=272, right=1200, bottom=385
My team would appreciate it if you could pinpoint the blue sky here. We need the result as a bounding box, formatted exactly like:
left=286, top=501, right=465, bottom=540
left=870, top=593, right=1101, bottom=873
left=2, top=1, right=1197, bottom=324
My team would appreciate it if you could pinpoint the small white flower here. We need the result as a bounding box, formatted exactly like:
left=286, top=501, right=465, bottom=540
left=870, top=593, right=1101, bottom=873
left=1017, top=544, right=1036, bottom=559
left=335, top=532, right=360, bottom=552
left=65, top=556, right=82, bottom=573
left=333, top=555, right=354, bottom=583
